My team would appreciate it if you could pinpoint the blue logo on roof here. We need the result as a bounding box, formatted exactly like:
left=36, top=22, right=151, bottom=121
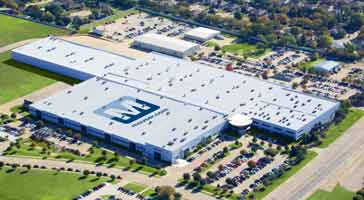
left=95, top=96, right=160, bottom=124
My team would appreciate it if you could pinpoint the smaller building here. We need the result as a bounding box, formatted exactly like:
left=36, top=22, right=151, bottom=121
left=314, top=61, right=341, bottom=73
left=184, top=27, right=221, bottom=42
left=133, top=33, right=200, bottom=58
left=228, top=114, right=253, bottom=134
left=91, top=26, right=105, bottom=36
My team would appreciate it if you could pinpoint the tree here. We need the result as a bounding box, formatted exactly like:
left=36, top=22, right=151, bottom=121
left=348, top=13, right=364, bottom=32
left=247, top=160, right=257, bottom=168
left=234, top=12, right=242, bottom=20
left=192, top=173, right=202, bottom=182
left=74, top=133, right=81, bottom=140
left=318, top=34, right=333, bottom=49
left=182, top=173, right=190, bottom=182
left=72, top=16, right=84, bottom=29
left=83, top=170, right=90, bottom=177
left=199, top=179, right=207, bottom=186
left=174, top=192, right=182, bottom=200
left=25, top=5, right=42, bottom=19
left=155, top=185, right=176, bottom=200
left=354, top=195, right=364, bottom=200
left=129, top=159, right=135, bottom=167
left=223, top=146, right=229, bottom=154
left=41, top=11, right=55, bottom=23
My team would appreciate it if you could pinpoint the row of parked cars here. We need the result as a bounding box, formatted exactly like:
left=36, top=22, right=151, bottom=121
left=73, top=183, right=106, bottom=200
left=187, top=139, right=222, bottom=162
left=32, top=127, right=81, bottom=145
left=232, top=157, right=273, bottom=189
left=240, top=160, right=289, bottom=197
left=118, top=186, right=137, bottom=196
left=207, top=153, right=255, bottom=183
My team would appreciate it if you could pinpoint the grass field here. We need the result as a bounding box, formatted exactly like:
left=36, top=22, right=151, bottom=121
left=298, top=58, right=325, bottom=72
left=251, top=151, right=318, bottom=200
left=0, top=14, right=68, bottom=47
left=4, top=137, right=162, bottom=176
left=0, top=52, right=79, bottom=105
left=319, top=109, right=364, bottom=148
left=307, top=185, right=355, bottom=200
left=123, top=182, right=148, bottom=193
left=142, top=188, right=157, bottom=198
left=0, top=167, right=107, bottom=200
left=79, top=9, right=138, bottom=33
left=222, top=43, right=271, bottom=58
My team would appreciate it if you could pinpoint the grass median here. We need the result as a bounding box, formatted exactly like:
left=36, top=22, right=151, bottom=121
left=4, top=138, right=163, bottom=176
left=307, top=185, right=355, bottom=200
left=319, top=109, right=364, bottom=148
left=123, top=182, right=148, bottom=193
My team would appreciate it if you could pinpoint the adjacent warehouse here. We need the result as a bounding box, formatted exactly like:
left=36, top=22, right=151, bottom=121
left=132, top=33, right=200, bottom=58
left=12, top=37, right=340, bottom=163
left=184, top=27, right=221, bottom=42
left=314, top=60, right=341, bottom=73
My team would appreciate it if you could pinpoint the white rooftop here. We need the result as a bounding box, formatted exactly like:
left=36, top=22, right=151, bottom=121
left=11, top=37, right=136, bottom=79
left=185, top=27, right=220, bottom=40
left=134, top=33, right=199, bottom=52
left=314, top=61, right=340, bottom=72
left=14, top=37, right=340, bottom=147
left=32, top=77, right=226, bottom=151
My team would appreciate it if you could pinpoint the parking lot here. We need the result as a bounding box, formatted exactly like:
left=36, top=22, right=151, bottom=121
left=31, top=126, right=91, bottom=156
left=97, top=12, right=192, bottom=42
left=197, top=45, right=363, bottom=101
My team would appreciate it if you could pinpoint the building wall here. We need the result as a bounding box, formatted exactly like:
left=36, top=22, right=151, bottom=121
left=132, top=41, right=199, bottom=58
left=184, top=33, right=217, bottom=42
left=11, top=51, right=94, bottom=81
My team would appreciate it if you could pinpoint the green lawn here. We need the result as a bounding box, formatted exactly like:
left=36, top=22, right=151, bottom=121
left=123, top=182, right=148, bottom=193
left=79, top=9, right=138, bottom=33
left=319, top=109, right=364, bottom=148
left=4, top=138, right=162, bottom=176
left=251, top=151, right=318, bottom=200
left=0, top=14, right=68, bottom=47
left=0, top=52, right=79, bottom=104
left=298, top=58, right=325, bottom=72
left=307, top=185, right=355, bottom=200
left=142, top=188, right=157, bottom=198
left=206, top=41, right=218, bottom=47
left=0, top=167, right=107, bottom=200
left=222, top=43, right=271, bottom=58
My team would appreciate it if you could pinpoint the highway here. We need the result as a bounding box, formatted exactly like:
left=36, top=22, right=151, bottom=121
left=264, top=118, right=364, bottom=200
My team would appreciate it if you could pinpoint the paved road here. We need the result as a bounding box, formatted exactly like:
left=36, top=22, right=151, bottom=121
left=264, top=118, right=364, bottom=200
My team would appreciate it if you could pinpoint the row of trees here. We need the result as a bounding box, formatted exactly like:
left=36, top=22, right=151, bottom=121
left=138, top=0, right=364, bottom=61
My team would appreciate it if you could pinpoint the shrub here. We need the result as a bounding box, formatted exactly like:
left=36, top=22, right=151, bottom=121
left=159, top=169, right=167, bottom=176
left=264, top=148, right=278, bottom=157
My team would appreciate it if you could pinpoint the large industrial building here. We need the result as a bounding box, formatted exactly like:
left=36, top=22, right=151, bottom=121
left=132, top=33, right=200, bottom=58
left=11, top=37, right=340, bottom=163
